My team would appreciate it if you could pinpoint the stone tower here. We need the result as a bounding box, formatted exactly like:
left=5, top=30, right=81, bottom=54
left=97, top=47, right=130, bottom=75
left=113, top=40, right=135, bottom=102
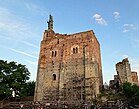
left=116, top=58, right=139, bottom=85
left=116, top=58, right=132, bottom=84
left=34, top=15, right=103, bottom=103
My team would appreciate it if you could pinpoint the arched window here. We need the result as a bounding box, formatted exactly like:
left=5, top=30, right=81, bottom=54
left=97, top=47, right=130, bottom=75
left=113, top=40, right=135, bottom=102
left=71, top=45, right=79, bottom=54
left=73, top=48, right=75, bottom=53
left=73, top=47, right=78, bottom=54
left=52, top=51, right=57, bottom=57
left=76, top=47, right=78, bottom=53
left=53, top=74, right=56, bottom=80
left=55, top=51, right=57, bottom=57
left=52, top=51, right=54, bottom=57
left=57, top=39, right=59, bottom=44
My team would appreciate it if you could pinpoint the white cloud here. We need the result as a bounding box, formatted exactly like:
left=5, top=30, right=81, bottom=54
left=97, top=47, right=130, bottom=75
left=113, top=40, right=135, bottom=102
left=0, top=7, right=38, bottom=40
left=25, top=3, right=48, bottom=16
left=22, top=41, right=39, bottom=48
left=26, top=60, right=37, bottom=65
left=113, top=11, right=120, bottom=21
left=0, top=35, right=39, bottom=49
left=93, top=14, right=107, bottom=25
left=0, top=35, right=12, bottom=40
left=123, top=24, right=136, bottom=32
left=10, top=48, right=38, bottom=59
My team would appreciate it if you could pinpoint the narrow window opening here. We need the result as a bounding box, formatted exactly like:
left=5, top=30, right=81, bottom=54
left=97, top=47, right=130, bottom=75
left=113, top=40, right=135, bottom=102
left=57, top=39, right=59, bottom=44
left=52, top=51, right=54, bottom=57
left=55, top=51, right=57, bottom=57
left=73, top=48, right=75, bottom=54
left=52, top=61, right=54, bottom=67
left=76, top=47, right=78, bottom=53
left=53, top=74, right=56, bottom=80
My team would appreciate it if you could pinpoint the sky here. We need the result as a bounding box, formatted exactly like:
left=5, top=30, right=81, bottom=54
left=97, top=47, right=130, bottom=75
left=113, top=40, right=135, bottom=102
left=0, top=0, right=139, bottom=84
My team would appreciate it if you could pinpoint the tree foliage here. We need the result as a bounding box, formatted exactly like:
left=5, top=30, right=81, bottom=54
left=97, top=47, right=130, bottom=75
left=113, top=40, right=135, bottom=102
left=21, top=81, right=35, bottom=96
left=0, top=60, right=31, bottom=100
left=97, top=82, right=139, bottom=106
left=122, top=82, right=139, bottom=105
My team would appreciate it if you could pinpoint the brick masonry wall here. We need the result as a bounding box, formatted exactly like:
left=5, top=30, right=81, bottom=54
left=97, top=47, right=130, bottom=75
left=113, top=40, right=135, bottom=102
left=34, top=29, right=103, bottom=102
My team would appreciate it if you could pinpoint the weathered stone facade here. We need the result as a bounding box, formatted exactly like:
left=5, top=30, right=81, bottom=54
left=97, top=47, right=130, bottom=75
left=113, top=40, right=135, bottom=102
left=34, top=15, right=103, bottom=103
left=131, top=71, right=138, bottom=84
left=116, top=58, right=132, bottom=84
left=109, top=75, right=119, bottom=89
left=116, top=58, right=138, bottom=85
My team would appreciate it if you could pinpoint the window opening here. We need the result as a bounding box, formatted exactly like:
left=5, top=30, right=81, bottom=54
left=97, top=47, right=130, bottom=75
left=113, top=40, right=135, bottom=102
left=57, top=39, right=59, bottom=44
left=73, top=48, right=76, bottom=54
left=53, top=74, right=56, bottom=80
left=52, top=51, right=54, bottom=57
left=52, top=61, right=54, bottom=67
left=76, top=47, right=78, bottom=53
left=52, top=50, right=57, bottom=57
left=55, top=51, right=57, bottom=57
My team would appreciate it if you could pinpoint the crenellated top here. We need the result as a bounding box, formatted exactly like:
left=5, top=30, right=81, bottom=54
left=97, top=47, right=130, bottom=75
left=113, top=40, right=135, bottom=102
left=43, top=15, right=100, bottom=47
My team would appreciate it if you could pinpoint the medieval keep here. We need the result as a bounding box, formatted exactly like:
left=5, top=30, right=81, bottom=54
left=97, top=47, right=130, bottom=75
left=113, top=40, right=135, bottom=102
left=34, top=15, right=103, bottom=103
left=116, top=58, right=138, bottom=85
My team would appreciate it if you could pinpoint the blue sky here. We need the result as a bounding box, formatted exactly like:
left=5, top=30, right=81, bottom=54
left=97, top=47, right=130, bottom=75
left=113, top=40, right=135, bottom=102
left=0, top=0, right=139, bottom=84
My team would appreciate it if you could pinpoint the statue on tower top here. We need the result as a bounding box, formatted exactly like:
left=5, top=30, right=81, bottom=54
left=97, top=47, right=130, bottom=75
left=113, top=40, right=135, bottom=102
left=47, top=14, right=53, bottom=30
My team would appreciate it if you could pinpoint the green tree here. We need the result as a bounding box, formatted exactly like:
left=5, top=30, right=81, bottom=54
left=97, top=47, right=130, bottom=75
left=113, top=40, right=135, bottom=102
left=0, top=60, right=30, bottom=100
left=122, top=82, right=133, bottom=98
left=122, top=82, right=139, bottom=105
left=21, top=81, right=35, bottom=96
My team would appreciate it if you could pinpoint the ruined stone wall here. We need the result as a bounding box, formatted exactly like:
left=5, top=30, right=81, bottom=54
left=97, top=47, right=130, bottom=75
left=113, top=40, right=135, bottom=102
left=34, top=29, right=103, bottom=102
left=116, top=58, right=132, bottom=84
left=131, top=71, right=138, bottom=85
